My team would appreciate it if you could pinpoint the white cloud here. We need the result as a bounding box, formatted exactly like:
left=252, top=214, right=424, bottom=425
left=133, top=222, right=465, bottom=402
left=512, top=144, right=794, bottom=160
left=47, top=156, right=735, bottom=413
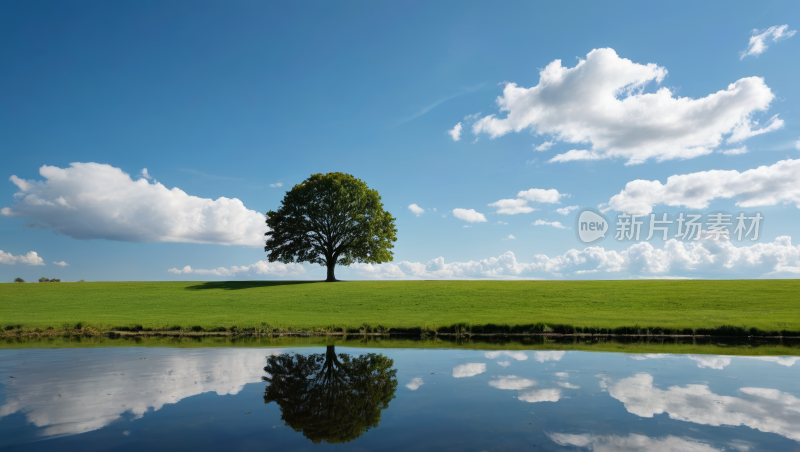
left=533, top=351, right=565, bottom=363
left=350, top=235, right=800, bottom=279
left=557, top=381, right=580, bottom=389
left=2, top=163, right=267, bottom=246
left=506, top=234, right=515, bottom=240
left=728, top=114, right=784, bottom=143
left=448, top=122, right=463, bottom=141
left=518, top=388, right=561, bottom=403
left=629, top=354, right=670, bottom=361
left=607, top=159, right=800, bottom=214
left=453, top=363, right=486, bottom=378
left=408, top=203, right=425, bottom=216
left=167, top=261, right=305, bottom=278
left=471, top=48, right=780, bottom=164
left=554, top=372, right=568, bottom=378
left=405, top=377, right=424, bottom=390
left=497, top=360, right=511, bottom=367
left=0, top=348, right=282, bottom=438
left=140, top=168, right=153, bottom=180
left=489, top=375, right=536, bottom=390
left=740, top=356, right=799, bottom=367
left=548, top=433, right=721, bottom=452
left=606, top=373, right=800, bottom=441
left=740, top=25, right=797, bottom=59
left=489, top=198, right=536, bottom=215
left=720, top=146, right=748, bottom=156
left=489, top=188, right=566, bottom=215
left=269, top=182, right=283, bottom=188
left=517, top=188, right=565, bottom=204
left=533, top=219, right=567, bottom=229
left=549, top=149, right=606, bottom=163
left=688, top=355, right=731, bottom=370
left=555, top=205, right=579, bottom=215
left=52, top=261, right=69, bottom=267
left=534, top=141, right=553, bottom=151
left=452, top=208, right=487, bottom=223
left=0, top=250, right=45, bottom=266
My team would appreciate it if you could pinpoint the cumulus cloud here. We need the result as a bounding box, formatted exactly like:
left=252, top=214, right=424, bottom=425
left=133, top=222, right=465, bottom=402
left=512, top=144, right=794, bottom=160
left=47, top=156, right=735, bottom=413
left=557, top=381, right=580, bottom=389
left=505, top=234, right=516, bottom=240
left=606, top=373, right=800, bottom=441
left=52, top=261, right=69, bottom=267
left=555, top=205, right=579, bottom=216
left=453, top=363, right=486, bottom=378
left=167, top=261, right=305, bottom=278
left=470, top=48, right=780, bottom=164
left=140, top=168, right=153, bottom=180
left=533, top=219, right=567, bottom=229
left=405, top=377, right=424, bottom=390
left=607, top=159, right=800, bottom=214
left=408, top=204, right=425, bottom=216
left=548, top=433, right=721, bottom=452
left=2, top=163, right=266, bottom=246
left=490, top=188, right=566, bottom=215
left=452, top=208, right=487, bottom=223
left=269, top=182, right=283, bottom=188
left=448, top=122, right=463, bottom=141
left=534, top=141, right=554, bottom=151
left=740, top=25, right=797, bottom=59
left=0, top=250, right=45, bottom=266
left=489, top=375, right=536, bottom=390
left=728, top=115, right=784, bottom=143
left=489, top=198, right=536, bottom=215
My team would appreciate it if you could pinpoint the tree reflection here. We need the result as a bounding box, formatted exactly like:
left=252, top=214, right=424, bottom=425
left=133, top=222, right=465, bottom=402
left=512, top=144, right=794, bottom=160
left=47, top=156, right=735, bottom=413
left=263, top=345, right=398, bottom=444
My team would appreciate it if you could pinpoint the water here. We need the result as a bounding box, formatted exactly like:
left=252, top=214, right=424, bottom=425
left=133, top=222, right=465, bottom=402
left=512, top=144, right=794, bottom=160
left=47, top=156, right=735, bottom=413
left=1, top=342, right=798, bottom=451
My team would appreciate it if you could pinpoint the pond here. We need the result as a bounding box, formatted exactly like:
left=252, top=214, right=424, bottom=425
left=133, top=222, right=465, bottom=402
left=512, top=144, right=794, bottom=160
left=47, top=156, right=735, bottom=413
left=1, top=339, right=799, bottom=451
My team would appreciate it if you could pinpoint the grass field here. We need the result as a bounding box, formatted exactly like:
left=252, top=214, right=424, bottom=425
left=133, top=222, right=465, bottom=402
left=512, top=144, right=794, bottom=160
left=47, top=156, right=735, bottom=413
left=2, top=280, right=799, bottom=335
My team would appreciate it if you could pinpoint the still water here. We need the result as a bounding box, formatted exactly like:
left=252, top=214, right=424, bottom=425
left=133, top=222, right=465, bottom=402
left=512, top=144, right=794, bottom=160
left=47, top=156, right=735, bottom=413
left=1, top=344, right=798, bottom=451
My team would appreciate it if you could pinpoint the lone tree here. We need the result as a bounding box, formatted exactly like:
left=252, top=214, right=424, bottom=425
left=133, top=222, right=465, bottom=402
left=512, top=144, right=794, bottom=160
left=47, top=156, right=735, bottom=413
left=265, top=172, right=397, bottom=282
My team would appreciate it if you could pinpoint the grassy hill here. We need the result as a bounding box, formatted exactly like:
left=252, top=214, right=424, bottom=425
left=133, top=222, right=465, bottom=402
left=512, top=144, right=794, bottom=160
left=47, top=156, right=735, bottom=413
left=2, top=280, right=799, bottom=336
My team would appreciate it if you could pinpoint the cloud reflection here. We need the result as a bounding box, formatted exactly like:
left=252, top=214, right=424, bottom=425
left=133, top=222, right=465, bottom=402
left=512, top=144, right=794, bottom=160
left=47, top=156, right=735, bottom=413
left=548, top=432, right=721, bottom=451
left=452, top=363, right=486, bottom=378
left=405, top=377, right=424, bottom=390
left=605, top=373, right=800, bottom=441
left=0, top=349, right=278, bottom=438
left=532, top=351, right=565, bottom=363
left=488, top=376, right=536, bottom=390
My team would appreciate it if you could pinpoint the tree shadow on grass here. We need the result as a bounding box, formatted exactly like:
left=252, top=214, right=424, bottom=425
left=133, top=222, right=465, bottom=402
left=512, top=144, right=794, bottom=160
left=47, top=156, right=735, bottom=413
left=186, top=281, right=324, bottom=291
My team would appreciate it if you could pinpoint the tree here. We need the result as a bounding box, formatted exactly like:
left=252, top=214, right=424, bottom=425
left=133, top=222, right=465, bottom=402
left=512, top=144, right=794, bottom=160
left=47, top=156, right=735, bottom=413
left=13, top=277, right=24, bottom=283
left=265, top=173, right=397, bottom=282
left=38, top=277, right=49, bottom=283
left=263, top=346, right=397, bottom=444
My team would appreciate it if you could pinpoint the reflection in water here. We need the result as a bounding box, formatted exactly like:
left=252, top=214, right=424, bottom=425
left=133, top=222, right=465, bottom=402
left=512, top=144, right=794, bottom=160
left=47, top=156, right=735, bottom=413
left=405, top=377, right=424, bottom=390
left=548, top=432, right=722, bottom=452
left=488, top=375, right=562, bottom=403
left=263, top=345, right=397, bottom=444
left=0, top=349, right=277, bottom=438
left=452, top=363, right=486, bottom=377
left=605, top=373, right=800, bottom=441
left=689, top=355, right=732, bottom=369
left=533, top=350, right=565, bottom=362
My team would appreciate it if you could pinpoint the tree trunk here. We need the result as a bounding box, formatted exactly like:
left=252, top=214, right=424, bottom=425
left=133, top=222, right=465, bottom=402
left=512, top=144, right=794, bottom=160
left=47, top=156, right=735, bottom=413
left=326, top=263, right=337, bottom=282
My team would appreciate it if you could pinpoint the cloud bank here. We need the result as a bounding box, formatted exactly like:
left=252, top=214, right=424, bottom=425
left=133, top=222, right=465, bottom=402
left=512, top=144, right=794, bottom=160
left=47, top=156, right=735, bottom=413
left=606, top=159, right=800, bottom=214
left=2, top=163, right=266, bottom=246
left=470, top=48, right=780, bottom=164
left=167, top=260, right=305, bottom=278
left=349, top=236, right=800, bottom=279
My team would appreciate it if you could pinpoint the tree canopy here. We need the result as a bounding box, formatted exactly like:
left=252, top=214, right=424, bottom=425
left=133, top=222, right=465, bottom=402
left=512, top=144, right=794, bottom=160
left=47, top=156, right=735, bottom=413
left=265, top=172, right=397, bottom=281
left=263, top=346, right=397, bottom=444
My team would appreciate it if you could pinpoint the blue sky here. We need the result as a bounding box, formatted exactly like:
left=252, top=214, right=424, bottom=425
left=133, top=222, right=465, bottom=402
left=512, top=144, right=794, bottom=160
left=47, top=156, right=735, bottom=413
left=1, top=0, right=799, bottom=281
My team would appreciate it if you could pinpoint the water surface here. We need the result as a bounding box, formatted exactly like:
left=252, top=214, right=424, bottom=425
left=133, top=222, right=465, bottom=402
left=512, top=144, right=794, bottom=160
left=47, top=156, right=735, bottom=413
left=1, top=344, right=798, bottom=451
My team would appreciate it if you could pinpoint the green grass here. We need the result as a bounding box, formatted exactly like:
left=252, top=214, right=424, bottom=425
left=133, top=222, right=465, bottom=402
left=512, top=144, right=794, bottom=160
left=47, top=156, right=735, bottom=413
left=2, top=280, right=800, bottom=335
